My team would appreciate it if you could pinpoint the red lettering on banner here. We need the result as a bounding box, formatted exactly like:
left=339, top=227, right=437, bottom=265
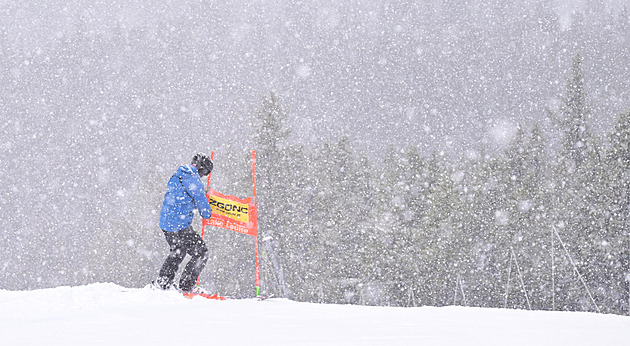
left=205, top=214, right=256, bottom=236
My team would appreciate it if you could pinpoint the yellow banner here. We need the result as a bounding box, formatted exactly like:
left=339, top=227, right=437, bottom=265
left=208, top=194, right=250, bottom=223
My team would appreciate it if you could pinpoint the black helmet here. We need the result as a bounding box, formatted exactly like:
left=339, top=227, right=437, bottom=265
left=191, top=152, right=213, bottom=177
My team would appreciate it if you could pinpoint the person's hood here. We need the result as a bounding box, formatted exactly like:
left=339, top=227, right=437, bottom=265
left=175, top=164, right=199, bottom=179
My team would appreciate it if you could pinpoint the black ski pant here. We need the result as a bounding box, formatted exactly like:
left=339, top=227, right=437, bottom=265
left=158, top=226, right=208, bottom=292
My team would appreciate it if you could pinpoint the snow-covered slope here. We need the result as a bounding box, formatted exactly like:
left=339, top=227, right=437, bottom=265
left=1, top=283, right=628, bottom=345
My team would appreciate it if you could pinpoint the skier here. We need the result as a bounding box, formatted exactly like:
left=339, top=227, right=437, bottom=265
left=152, top=152, right=214, bottom=293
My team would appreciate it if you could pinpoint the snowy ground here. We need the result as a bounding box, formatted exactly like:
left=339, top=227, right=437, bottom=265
left=1, top=283, right=628, bottom=346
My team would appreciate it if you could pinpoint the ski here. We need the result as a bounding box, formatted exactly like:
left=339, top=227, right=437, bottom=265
left=182, top=292, right=227, bottom=300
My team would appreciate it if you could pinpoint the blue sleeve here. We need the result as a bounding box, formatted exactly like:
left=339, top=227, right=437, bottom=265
left=182, top=174, right=213, bottom=220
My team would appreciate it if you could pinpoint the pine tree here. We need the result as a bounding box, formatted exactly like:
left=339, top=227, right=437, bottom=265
left=500, top=123, right=554, bottom=310
left=303, top=137, right=373, bottom=304
left=549, top=54, right=607, bottom=312
left=415, top=152, right=463, bottom=307
left=456, top=149, right=510, bottom=308
left=603, top=110, right=630, bottom=314
left=560, top=54, right=591, bottom=171
left=250, top=92, right=292, bottom=298
left=384, top=146, right=428, bottom=306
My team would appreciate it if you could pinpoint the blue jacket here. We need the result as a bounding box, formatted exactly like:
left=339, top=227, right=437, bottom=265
left=159, top=164, right=212, bottom=232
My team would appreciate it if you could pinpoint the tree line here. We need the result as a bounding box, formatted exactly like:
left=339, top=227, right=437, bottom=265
left=240, top=56, right=630, bottom=315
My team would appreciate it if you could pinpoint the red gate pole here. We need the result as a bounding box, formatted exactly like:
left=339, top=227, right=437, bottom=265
left=196, top=151, right=215, bottom=288
left=252, top=150, right=260, bottom=297
left=201, top=151, right=215, bottom=241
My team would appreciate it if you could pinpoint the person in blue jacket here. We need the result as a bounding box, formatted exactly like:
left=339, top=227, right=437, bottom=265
left=153, top=153, right=214, bottom=293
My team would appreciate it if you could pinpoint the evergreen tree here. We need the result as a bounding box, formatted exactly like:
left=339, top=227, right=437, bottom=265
left=603, top=110, right=630, bottom=314
left=415, top=152, right=463, bottom=307
left=559, top=53, right=591, bottom=170
left=269, top=144, right=311, bottom=300
left=303, top=137, right=373, bottom=304
left=250, top=92, right=295, bottom=298
left=500, top=124, right=554, bottom=310
left=382, top=146, right=429, bottom=306
left=551, top=54, right=607, bottom=312
left=457, top=149, right=510, bottom=308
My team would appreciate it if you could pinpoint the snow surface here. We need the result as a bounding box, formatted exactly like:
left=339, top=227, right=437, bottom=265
left=1, top=283, right=629, bottom=345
